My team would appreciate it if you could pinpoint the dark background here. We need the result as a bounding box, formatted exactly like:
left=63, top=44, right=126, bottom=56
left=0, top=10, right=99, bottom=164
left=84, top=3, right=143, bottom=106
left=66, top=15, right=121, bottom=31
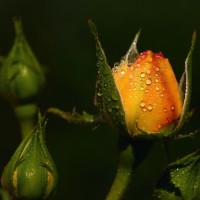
left=0, top=0, right=200, bottom=199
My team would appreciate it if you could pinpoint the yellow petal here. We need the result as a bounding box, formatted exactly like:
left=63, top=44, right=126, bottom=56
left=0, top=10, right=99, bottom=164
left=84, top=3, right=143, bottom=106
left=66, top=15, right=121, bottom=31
left=112, top=50, right=182, bottom=136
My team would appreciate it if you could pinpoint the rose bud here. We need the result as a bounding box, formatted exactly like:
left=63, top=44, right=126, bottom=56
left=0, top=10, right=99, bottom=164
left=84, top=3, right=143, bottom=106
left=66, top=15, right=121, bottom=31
left=1, top=113, right=58, bottom=200
left=0, top=18, right=45, bottom=104
left=112, top=50, right=182, bottom=135
left=89, top=19, right=196, bottom=138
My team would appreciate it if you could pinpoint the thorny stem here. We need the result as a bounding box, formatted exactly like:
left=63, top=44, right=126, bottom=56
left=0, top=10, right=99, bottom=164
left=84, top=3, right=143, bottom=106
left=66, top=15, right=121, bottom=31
left=106, top=137, right=134, bottom=200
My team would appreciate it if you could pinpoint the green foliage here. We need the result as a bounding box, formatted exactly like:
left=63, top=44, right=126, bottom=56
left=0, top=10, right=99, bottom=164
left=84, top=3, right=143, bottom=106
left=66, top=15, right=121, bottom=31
left=154, top=150, right=200, bottom=199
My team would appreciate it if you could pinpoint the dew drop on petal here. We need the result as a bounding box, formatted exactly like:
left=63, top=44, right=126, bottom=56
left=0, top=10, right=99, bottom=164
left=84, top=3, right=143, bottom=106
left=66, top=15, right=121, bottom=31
left=129, top=73, right=133, bottom=79
left=140, top=72, right=146, bottom=78
left=156, top=86, right=159, bottom=91
left=146, top=69, right=151, bottom=74
left=171, top=105, right=175, bottom=111
left=145, top=89, right=149, bottom=93
left=147, top=57, right=152, bottom=62
left=140, top=86, right=144, bottom=91
left=143, top=108, right=147, bottom=112
left=156, top=66, right=160, bottom=72
left=137, top=63, right=141, bottom=67
left=140, top=101, right=146, bottom=108
left=160, top=93, right=164, bottom=98
left=147, top=104, right=153, bottom=111
left=158, top=124, right=162, bottom=129
left=163, top=108, right=167, bottom=113
left=121, top=70, right=125, bottom=75
left=129, top=81, right=133, bottom=86
left=155, top=78, right=159, bottom=83
left=146, top=79, right=152, bottom=85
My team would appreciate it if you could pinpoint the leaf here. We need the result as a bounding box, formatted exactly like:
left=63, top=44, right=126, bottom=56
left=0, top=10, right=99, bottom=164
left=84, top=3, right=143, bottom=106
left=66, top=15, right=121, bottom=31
left=153, top=150, right=200, bottom=199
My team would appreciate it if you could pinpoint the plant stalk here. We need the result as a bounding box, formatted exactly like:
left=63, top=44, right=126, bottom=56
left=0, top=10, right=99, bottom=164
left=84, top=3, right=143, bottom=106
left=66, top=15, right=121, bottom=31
left=106, top=137, right=134, bottom=200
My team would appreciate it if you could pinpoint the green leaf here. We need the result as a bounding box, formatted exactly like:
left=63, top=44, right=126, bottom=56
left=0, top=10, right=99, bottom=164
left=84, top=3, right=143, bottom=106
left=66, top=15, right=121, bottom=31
left=153, top=150, right=200, bottom=199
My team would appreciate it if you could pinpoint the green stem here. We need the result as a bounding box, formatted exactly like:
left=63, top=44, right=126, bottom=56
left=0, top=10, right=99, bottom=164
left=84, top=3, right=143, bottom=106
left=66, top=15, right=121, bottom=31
left=14, top=104, right=37, bottom=139
left=106, top=138, right=134, bottom=200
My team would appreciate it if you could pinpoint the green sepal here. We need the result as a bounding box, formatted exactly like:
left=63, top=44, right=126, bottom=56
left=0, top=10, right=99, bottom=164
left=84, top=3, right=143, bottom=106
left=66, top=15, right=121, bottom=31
left=0, top=18, right=45, bottom=104
left=1, top=112, right=58, bottom=200
left=122, top=29, right=141, bottom=63
left=88, top=19, right=126, bottom=133
left=153, top=150, right=200, bottom=199
left=171, top=31, right=196, bottom=135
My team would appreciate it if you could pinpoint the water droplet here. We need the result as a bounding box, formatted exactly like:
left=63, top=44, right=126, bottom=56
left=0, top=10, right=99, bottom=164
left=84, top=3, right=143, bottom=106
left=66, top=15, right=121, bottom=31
left=171, top=105, right=175, bottom=111
left=140, top=101, right=146, bottom=108
left=133, top=88, right=136, bottom=91
left=145, top=89, right=149, bottom=93
left=97, top=92, right=102, bottom=96
left=147, top=104, right=153, bottom=111
left=164, top=65, right=167, bottom=68
left=147, top=57, right=152, bottom=62
left=155, top=67, right=160, bottom=72
left=134, top=81, right=137, bottom=85
left=156, top=73, right=159, bottom=77
left=158, top=124, right=162, bottom=129
left=163, top=108, right=167, bottom=113
left=156, top=86, right=159, bottom=91
left=140, top=80, right=143, bottom=84
left=143, top=108, right=147, bottom=112
left=146, top=79, right=152, bottom=85
left=111, top=92, right=118, bottom=100
left=134, top=67, right=138, bottom=71
left=121, top=70, right=125, bottom=75
left=114, top=62, right=119, bottom=67
left=137, top=63, right=141, bottom=67
left=146, top=69, right=151, bottom=74
left=140, top=86, right=144, bottom=91
left=140, top=72, right=146, bottom=78
left=129, top=81, right=133, bottom=86
left=155, top=78, right=159, bottom=83
left=160, top=93, right=164, bottom=98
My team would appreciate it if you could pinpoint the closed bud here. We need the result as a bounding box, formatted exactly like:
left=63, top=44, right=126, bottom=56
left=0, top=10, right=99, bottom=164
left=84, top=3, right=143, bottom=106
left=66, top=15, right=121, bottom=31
left=89, top=19, right=195, bottom=138
left=1, top=113, right=58, bottom=200
left=112, top=50, right=182, bottom=135
left=0, top=18, right=45, bottom=104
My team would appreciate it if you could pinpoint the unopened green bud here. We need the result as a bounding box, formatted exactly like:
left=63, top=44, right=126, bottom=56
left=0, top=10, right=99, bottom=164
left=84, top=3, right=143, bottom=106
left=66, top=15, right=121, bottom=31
left=1, top=113, right=58, bottom=200
left=0, top=18, right=45, bottom=104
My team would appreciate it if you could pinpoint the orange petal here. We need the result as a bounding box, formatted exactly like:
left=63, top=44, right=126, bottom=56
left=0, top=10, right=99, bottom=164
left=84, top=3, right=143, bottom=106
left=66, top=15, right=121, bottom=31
left=112, top=50, right=182, bottom=136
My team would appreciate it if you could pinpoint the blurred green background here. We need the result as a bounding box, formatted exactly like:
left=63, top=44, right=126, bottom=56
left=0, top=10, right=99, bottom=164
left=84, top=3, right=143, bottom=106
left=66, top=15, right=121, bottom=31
left=0, top=0, right=200, bottom=199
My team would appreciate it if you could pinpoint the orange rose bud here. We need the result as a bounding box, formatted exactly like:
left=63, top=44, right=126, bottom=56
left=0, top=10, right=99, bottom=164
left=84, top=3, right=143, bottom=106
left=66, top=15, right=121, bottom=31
left=112, top=50, right=182, bottom=136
